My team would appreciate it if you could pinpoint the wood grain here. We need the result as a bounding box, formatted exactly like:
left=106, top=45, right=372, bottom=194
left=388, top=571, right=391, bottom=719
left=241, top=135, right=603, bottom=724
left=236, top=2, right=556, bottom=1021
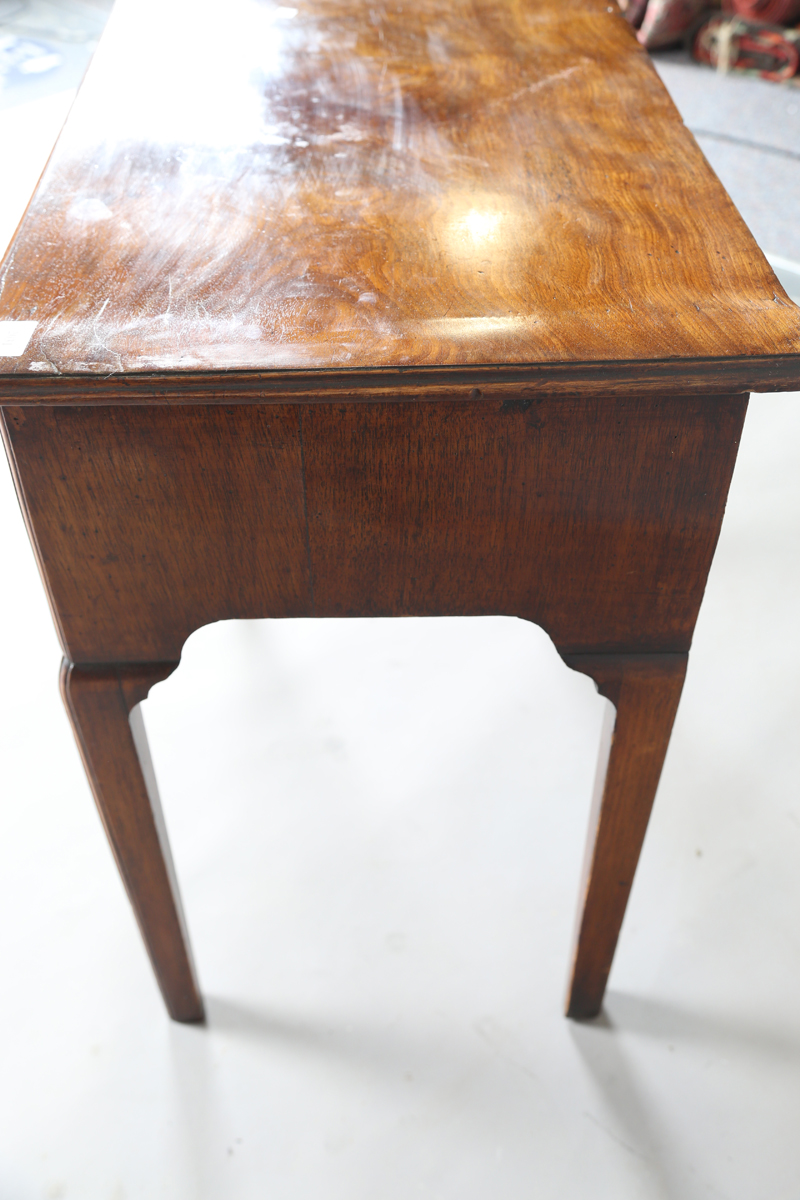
left=2, top=357, right=800, bottom=404
left=0, top=0, right=785, bottom=1023
left=563, top=652, right=687, bottom=1019
left=2, top=393, right=747, bottom=662
left=0, top=0, right=798, bottom=388
left=302, top=395, right=748, bottom=655
left=1, top=404, right=311, bottom=662
left=61, top=660, right=204, bottom=1022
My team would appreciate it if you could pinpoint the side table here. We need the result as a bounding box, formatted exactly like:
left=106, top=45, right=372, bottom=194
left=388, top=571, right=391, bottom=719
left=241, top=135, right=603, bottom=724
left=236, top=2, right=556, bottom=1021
left=2, top=0, right=799, bottom=1023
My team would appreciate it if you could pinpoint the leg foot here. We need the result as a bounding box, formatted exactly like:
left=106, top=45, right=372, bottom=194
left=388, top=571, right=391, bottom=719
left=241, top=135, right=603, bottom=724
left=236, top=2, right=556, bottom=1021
left=562, top=653, right=687, bottom=1020
left=61, top=660, right=204, bottom=1022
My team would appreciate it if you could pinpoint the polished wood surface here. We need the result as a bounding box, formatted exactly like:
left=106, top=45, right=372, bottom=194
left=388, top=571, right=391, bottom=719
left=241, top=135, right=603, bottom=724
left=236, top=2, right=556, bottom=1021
left=564, top=652, right=687, bottom=1018
left=0, top=0, right=799, bottom=389
left=60, top=661, right=203, bottom=1022
left=0, top=0, right=792, bottom=1023
left=2, top=394, right=747, bottom=663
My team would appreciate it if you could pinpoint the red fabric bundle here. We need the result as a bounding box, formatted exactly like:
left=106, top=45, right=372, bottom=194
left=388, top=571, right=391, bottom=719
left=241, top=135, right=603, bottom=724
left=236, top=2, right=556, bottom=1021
left=730, top=0, right=800, bottom=22
left=693, top=12, right=800, bottom=79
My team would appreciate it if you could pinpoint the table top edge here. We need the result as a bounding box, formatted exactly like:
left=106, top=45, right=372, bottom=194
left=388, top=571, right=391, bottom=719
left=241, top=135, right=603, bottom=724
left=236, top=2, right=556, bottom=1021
left=1, top=352, right=799, bottom=403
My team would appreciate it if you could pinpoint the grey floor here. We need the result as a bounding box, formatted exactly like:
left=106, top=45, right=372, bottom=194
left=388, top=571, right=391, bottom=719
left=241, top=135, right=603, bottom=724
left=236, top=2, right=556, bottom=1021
left=2, top=12, right=800, bottom=1200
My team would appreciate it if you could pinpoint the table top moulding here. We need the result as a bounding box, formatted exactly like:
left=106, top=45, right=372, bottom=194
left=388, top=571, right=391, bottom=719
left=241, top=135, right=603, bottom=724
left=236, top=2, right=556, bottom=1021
left=1, top=0, right=799, bottom=399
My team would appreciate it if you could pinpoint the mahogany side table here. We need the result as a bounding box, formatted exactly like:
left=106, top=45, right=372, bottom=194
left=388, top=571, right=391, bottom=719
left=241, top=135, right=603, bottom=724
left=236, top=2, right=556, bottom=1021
left=2, top=0, right=799, bottom=1023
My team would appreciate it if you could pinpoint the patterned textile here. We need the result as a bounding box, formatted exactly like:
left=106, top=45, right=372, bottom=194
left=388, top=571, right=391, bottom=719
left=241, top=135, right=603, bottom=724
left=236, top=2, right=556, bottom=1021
left=693, top=12, right=800, bottom=79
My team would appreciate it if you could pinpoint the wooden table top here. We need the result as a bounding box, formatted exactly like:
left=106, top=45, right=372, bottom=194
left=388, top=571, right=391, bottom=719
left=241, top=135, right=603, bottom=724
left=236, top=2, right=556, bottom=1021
left=1, top=0, right=799, bottom=399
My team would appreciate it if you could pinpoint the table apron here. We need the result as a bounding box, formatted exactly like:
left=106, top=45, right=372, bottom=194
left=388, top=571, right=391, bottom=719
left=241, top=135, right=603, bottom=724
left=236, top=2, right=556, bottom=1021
left=1, top=392, right=748, bottom=664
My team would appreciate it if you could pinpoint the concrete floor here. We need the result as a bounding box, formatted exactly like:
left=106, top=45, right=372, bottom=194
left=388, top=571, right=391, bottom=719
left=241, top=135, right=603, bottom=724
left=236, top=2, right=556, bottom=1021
left=2, top=14, right=800, bottom=1200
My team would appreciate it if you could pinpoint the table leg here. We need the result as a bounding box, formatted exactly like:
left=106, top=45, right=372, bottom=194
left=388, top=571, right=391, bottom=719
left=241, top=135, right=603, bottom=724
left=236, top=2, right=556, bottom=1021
left=60, top=660, right=204, bottom=1023
left=561, top=652, right=688, bottom=1020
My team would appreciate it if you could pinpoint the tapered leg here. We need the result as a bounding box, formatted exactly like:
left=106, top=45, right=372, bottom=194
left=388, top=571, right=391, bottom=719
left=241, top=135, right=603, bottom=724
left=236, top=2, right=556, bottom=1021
left=561, top=652, right=688, bottom=1020
left=61, top=660, right=204, bottom=1023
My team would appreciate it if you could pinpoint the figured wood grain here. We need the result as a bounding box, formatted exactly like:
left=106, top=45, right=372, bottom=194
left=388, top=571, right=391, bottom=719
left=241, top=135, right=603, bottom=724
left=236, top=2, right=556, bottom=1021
left=3, top=394, right=746, bottom=662
left=563, top=652, right=687, bottom=1019
left=0, top=0, right=798, bottom=389
left=61, top=660, right=204, bottom=1022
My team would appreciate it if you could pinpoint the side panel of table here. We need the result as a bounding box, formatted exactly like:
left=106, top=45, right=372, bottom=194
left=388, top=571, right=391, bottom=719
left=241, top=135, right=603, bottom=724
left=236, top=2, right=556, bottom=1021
left=1, top=394, right=747, bottom=661
left=1, top=392, right=748, bottom=1020
left=1, top=404, right=313, bottom=662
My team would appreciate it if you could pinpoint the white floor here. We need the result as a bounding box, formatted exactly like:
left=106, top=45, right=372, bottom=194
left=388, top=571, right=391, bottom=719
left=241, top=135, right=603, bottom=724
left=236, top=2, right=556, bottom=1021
left=3, top=62, right=800, bottom=1200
